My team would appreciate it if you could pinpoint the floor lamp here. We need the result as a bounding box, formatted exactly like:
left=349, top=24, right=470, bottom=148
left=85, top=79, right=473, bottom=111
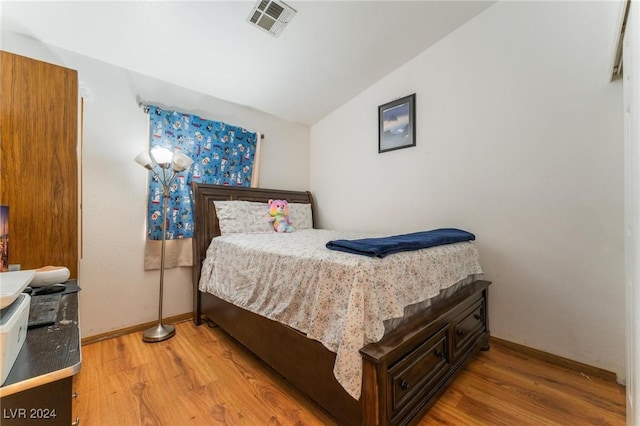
left=135, top=147, right=194, bottom=343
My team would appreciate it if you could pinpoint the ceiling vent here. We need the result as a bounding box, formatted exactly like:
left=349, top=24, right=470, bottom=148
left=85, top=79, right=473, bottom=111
left=247, top=0, right=297, bottom=37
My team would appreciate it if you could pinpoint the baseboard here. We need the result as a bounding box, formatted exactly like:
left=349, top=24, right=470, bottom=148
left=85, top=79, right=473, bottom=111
left=490, top=336, right=618, bottom=383
left=81, top=318, right=619, bottom=384
left=81, top=313, right=192, bottom=346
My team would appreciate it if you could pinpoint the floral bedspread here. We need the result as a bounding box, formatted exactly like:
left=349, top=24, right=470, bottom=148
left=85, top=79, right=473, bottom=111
left=199, top=229, right=483, bottom=399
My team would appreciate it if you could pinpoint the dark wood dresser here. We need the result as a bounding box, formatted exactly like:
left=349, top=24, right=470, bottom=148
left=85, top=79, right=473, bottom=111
left=1, top=284, right=81, bottom=425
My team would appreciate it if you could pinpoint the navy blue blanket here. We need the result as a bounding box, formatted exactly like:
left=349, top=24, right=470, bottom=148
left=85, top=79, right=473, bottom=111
left=326, top=228, right=475, bottom=258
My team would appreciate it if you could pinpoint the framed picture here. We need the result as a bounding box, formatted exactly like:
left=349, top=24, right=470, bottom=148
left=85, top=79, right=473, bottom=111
left=378, top=93, right=416, bottom=153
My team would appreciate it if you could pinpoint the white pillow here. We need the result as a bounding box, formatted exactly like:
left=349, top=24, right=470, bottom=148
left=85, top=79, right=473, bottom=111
left=288, top=203, right=313, bottom=230
left=213, top=200, right=272, bottom=235
left=213, top=200, right=314, bottom=234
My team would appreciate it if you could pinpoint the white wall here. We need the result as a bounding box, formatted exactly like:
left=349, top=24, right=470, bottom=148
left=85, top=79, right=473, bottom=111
left=624, top=0, right=640, bottom=422
left=311, top=1, right=625, bottom=380
left=1, top=32, right=310, bottom=338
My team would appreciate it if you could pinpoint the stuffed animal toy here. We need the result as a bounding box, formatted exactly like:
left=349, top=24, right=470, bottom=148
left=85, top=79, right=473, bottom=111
left=267, top=199, right=293, bottom=233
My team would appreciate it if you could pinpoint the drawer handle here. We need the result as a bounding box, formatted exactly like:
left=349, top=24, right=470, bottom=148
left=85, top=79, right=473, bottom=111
left=456, top=329, right=465, bottom=337
left=400, top=380, right=410, bottom=391
left=72, top=392, right=79, bottom=399
left=434, top=348, right=444, bottom=358
left=474, top=313, right=483, bottom=321
left=72, top=417, right=80, bottom=426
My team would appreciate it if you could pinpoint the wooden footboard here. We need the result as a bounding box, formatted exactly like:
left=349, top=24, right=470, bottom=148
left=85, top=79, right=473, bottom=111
left=191, top=183, right=490, bottom=425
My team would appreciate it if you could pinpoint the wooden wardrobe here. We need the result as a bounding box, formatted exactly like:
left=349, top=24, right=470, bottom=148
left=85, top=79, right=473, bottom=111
left=0, top=51, right=79, bottom=278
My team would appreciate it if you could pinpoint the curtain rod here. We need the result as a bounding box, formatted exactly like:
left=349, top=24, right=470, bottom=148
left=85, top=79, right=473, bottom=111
left=139, top=102, right=264, bottom=139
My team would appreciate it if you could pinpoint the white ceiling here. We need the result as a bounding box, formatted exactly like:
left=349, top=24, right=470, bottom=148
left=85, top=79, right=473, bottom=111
left=1, top=1, right=495, bottom=125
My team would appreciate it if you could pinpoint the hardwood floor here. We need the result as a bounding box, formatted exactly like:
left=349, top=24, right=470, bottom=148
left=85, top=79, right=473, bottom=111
left=74, top=320, right=625, bottom=425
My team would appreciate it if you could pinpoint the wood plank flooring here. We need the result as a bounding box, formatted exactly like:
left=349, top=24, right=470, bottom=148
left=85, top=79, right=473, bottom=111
left=74, top=320, right=625, bottom=425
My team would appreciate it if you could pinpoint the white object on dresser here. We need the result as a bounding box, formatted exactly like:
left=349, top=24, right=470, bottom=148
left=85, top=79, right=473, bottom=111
left=30, top=266, right=70, bottom=288
left=0, top=270, right=35, bottom=309
left=0, top=293, right=30, bottom=384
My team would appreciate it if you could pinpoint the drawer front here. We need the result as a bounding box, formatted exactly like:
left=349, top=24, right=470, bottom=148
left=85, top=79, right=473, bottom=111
left=388, top=326, right=450, bottom=416
left=0, top=377, right=71, bottom=425
left=453, top=299, right=486, bottom=359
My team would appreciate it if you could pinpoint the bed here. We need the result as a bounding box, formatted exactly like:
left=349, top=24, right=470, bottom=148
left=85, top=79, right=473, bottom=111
left=191, top=183, right=491, bottom=426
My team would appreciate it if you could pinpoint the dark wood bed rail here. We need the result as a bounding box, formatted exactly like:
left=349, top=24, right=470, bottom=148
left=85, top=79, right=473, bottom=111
left=191, top=183, right=315, bottom=324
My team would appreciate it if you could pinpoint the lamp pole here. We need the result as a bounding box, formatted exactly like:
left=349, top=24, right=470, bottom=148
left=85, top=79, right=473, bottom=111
left=135, top=148, right=193, bottom=343
left=143, top=178, right=175, bottom=342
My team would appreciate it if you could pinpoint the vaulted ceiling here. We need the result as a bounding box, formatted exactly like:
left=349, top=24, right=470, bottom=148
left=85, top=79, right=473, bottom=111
left=1, top=1, right=495, bottom=125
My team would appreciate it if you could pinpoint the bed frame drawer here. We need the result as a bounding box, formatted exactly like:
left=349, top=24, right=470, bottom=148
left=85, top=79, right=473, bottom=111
left=452, top=299, right=486, bottom=360
left=361, top=280, right=490, bottom=426
left=388, top=326, right=450, bottom=420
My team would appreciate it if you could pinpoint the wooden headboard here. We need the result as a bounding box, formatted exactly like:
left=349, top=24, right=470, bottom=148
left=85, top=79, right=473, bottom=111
left=191, top=182, right=315, bottom=324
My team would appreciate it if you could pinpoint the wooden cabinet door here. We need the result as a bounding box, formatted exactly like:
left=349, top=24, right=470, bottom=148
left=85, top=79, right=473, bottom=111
left=0, top=51, right=78, bottom=278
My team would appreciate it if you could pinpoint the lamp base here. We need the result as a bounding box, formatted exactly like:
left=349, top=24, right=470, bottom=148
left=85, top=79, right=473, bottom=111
left=142, top=323, right=175, bottom=343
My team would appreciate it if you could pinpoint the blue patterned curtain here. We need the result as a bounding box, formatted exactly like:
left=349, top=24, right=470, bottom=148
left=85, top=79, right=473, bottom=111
left=145, top=105, right=258, bottom=240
